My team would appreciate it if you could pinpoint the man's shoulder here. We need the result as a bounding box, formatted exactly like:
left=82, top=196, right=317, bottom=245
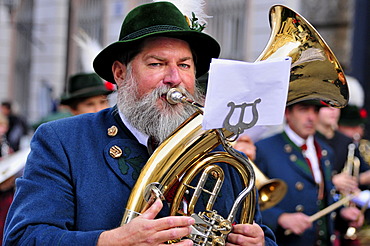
left=333, top=130, right=353, bottom=143
left=37, top=107, right=115, bottom=132
left=255, top=132, right=284, bottom=147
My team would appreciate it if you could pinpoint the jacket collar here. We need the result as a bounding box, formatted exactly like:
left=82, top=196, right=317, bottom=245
left=103, top=106, right=150, bottom=188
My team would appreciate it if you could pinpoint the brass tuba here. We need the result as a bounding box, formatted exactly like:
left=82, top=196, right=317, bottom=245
left=121, top=4, right=349, bottom=245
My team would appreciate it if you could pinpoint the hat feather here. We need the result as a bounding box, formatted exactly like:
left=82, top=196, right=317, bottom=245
left=153, top=0, right=211, bottom=26
left=73, top=29, right=102, bottom=73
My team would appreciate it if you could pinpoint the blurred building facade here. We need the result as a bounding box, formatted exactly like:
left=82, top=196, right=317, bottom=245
left=0, top=0, right=369, bottom=136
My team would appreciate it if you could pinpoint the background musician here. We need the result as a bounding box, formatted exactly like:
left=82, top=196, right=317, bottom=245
left=254, top=101, right=364, bottom=246
left=316, top=106, right=370, bottom=194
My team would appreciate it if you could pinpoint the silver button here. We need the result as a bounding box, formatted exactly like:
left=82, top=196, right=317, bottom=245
left=295, top=182, right=304, bottom=190
left=321, top=150, right=328, bottom=156
left=295, top=204, right=304, bottom=212
left=290, top=154, right=297, bottom=162
left=284, top=144, right=292, bottom=153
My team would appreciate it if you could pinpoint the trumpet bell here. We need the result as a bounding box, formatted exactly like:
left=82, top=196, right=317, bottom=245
left=258, top=178, right=288, bottom=211
left=257, top=5, right=349, bottom=108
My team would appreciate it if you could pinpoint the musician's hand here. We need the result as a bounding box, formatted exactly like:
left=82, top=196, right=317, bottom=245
left=97, top=199, right=194, bottom=246
left=234, top=135, right=256, bottom=161
left=359, top=170, right=370, bottom=186
left=227, top=222, right=265, bottom=246
left=332, top=173, right=360, bottom=194
left=340, top=206, right=365, bottom=228
left=278, top=212, right=312, bottom=235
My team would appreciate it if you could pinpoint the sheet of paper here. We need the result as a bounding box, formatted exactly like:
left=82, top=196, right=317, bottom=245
left=202, top=57, right=291, bottom=132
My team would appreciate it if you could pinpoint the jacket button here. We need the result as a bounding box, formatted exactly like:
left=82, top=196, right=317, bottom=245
left=284, top=144, right=292, bottom=153
left=295, top=204, right=304, bottom=212
left=330, top=234, right=337, bottom=242
left=107, top=125, right=118, bottom=136
left=321, top=150, right=328, bottom=156
left=331, top=212, right=337, bottom=220
left=295, top=182, right=304, bottom=190
left=109, top=145, right=122, bottom=158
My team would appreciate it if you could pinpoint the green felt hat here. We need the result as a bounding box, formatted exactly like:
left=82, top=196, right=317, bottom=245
left=60, top=73, right=112, bottom=105
left=93, top=1, right=220, bottom=84
left=339, top=105, right=368, bottom=126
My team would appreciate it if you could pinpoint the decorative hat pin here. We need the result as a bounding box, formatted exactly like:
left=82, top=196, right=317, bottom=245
left=153, top=0, right=210, bottom=32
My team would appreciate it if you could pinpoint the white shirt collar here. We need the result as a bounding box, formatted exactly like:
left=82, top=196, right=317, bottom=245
left=305, top=134, right=315, bottom=150
left=118, top=109, right=149, bottom=147
left=284, top=125, right=321, bottom=183
left=284, top=124, right=305, bottom=147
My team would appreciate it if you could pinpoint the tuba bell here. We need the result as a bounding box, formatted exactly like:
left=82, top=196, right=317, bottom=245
left=257, top=5, right=349, bottom=108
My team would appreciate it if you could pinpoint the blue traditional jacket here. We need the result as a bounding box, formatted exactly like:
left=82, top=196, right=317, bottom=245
left=255, top=131, right=337, bottom=246
left=3, top=107, right=276, bottom=245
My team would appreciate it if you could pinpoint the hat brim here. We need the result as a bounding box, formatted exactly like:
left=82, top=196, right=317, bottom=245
left=93, top=30, right=220, bottom=84
left=60, top=86, right=113, bottom=105
left=287, top=98, right=327, bottom=107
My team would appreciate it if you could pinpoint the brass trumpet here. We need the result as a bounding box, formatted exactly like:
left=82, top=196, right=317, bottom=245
left=342, top=143, right=360, bottom=179
left=342, top=143, right=362, bottom=240
left=359, top=139, right=370, bottom=165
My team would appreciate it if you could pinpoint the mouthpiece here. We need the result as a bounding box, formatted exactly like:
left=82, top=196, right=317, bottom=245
left=166, top=88, right=186, bottom=105
left=166, top=88, right=204, bottom=112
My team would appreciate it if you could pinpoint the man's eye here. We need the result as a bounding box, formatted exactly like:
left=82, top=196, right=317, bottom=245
left=179, top=64, right=190, bottom=69
left=149, top=63, right=161, bottom=67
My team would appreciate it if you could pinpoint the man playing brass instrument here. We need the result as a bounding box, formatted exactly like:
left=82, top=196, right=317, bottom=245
left=254, top=101, right=364, bottom=246
left=3, top=2, right=276, bottom=245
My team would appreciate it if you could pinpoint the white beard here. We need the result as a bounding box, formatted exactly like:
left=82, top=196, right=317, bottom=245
left=117, top=64, right=205, bottom=144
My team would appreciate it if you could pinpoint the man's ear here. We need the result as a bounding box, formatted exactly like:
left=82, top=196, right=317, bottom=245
left=112, top=61, right=126, bottom=87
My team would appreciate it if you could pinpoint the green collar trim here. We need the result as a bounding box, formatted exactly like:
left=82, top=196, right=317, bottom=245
left=282, top=132, right=312, bottom=174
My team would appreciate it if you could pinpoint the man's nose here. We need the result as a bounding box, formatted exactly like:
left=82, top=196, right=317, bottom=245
left=163, top=66, right=181, bottom=87
left=308, top=109, right=318, bottom=120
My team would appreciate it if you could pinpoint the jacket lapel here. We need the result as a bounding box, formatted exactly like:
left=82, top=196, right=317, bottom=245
left=103, top=107, right=150, bottom=189
left=281, top=132, right=316, bottom=182
left=104, top=139, right=149, bottom=188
